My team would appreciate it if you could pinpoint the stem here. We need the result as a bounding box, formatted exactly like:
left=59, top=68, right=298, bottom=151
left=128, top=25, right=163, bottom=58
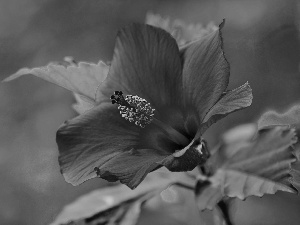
left=217, top=200, right=233, bottom=225
left=196, top=165, right=232, bottom=225
left=172, top=182, right=195, bottom=190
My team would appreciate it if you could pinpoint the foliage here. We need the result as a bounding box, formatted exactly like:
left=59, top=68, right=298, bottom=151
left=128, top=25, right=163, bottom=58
left=3, top=12, right=300, bottom=225
left=50, top=171, right=193, bottom=225
left=196, top=124, right=298, bottom=211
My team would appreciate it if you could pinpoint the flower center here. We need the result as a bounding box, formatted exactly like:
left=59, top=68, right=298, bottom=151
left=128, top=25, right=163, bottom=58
left=111, top=91, right=190, bottom=146
left=110, top=91, right=155, bottom=128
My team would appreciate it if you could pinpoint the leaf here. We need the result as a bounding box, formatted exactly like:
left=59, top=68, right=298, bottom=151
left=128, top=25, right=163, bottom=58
left=58, top=192, right=151, bottom=225
left=222, top=123, right=257, bottom=145
left=196, top=170, right=293, bottom=211
left=72, top=93, right=94, bottom=114
left=50, top=170, right=193, bottom=225
left=145, top=12, right=217, bottom=46
left=258, top=104, right=300, bottom=130
left=3, top=60, right=109, bottom=104
left=257, top=105, right=300, bottom=192
left=196, top=126, right=298, bottom=211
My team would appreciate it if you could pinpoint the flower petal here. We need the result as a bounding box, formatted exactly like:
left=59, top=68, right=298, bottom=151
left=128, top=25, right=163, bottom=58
left=181, top=20, right=230, bottom=121
left=96, top=23, right=183, bottom=111
left=57, top=102, right=171, bottom=188
left=57, top=102, right=140, bottom=186
left=199, top=82, right=252, bottom=135
left=57, top=100, right=208, bottom=188
left=96, top=149, right=168, bottom=189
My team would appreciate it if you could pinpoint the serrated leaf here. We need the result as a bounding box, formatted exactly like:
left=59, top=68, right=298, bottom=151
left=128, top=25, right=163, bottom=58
left=258, top=104, right=300, bottom=130
left=196, top=170, right=293, bottom=211
left=3, top=60, right=109, bottom=104
left=50, top=170, right=193, bottom=225
left=196, top=126, right=298, bottom=211
left=257, top=105, right=300, bottom=192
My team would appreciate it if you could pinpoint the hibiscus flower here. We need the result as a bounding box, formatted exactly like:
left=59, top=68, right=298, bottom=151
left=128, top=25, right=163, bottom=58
left=55, top=20, right=252, bottom=189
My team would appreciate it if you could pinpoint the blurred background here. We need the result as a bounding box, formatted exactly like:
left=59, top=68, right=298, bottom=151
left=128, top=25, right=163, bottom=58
left=1, top=0, right=300, bottom=224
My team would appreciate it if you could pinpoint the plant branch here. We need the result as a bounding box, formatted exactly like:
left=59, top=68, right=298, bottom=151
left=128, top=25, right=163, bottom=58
left=217, top=200, right=233, bottom=225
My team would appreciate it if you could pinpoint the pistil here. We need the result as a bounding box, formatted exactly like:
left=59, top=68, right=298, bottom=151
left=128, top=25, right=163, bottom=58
left=111, top=91, right=155, bottom=128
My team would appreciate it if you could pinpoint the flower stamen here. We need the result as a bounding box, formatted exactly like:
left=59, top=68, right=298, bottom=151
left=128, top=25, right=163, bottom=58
left=111, top=91, right=190, bottom=146
left=111, top=91, right=155, bottom=128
